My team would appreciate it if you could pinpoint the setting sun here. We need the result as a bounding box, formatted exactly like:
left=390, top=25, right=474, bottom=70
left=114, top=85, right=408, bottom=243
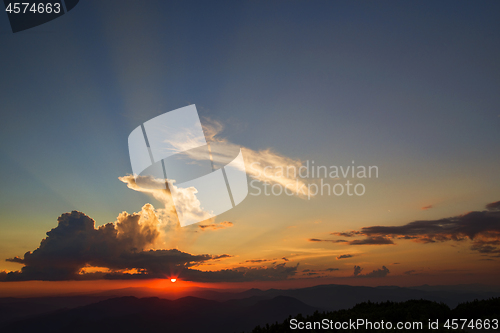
left=170, top=278, right=177, bottom=283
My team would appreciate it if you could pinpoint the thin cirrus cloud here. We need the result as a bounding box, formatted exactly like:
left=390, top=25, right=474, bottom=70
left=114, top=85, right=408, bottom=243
left=0, top=206, right=297, bottom=282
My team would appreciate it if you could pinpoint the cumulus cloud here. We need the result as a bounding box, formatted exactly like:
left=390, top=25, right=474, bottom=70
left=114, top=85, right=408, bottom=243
left=119, top=175, right=214, bottom=227
left=353, top=265, right=390, bottom=278
left=1, top=208, right=297, bottom=282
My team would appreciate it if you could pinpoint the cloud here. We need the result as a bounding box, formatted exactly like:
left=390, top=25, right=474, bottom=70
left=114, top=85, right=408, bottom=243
left=324, top=268, right=340, bottom=272
left=470, top=243, right=500, bottom=254
left=4, top=205, right=162, bottom=280
left=327, top=200, right=500, bottom=256
left=198, top=221, right=233, bottom=231
left=486, top=201, right=500, bottom=211
left=404, top=270, right=416, bottom=275
left=1, top=208, right=297, bottom=282
left=119, top=120, right=317, bottom=228
left=336, top=254, right=354, bottom=260
left=243, top=257, right=290, bottom=264
left=245, top=259, right=273, bottom=263
left=358, top=210, right=500, bottom=240
left=165, top=118, right=315, bottom=198
left=308, top=238, right=348, bottom=243
left=119, top=175, right=214, bottom=227
left=349, top=236, right=394, bottom=245
left=353, top=265, right=390, bottom=278
left=421, top=205, right=433, bottom=210
left=330, top=231, right=361, bottom=237
left=176, top=263, right=298, bottom=282
left=301, top=267, right=339, bottom=275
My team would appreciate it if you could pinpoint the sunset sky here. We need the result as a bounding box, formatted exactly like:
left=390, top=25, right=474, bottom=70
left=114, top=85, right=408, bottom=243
left=0, top=1, right=499, bottom=295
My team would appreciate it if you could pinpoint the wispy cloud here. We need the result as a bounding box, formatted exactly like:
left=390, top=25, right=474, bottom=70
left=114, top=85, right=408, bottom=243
left=198, top=221, right=233, bottom=231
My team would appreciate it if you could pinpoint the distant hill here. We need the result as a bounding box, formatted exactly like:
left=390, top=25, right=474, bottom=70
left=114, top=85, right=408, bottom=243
left=250, top=297, right=500, bottom=333
left=1, top=295, right=318, bottom=333
left=1, top=284, right=499, bottom=332
left=84, top=284, right=500, bottom=310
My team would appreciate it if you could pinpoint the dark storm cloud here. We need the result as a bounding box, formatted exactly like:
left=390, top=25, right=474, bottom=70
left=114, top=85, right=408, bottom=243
left=353, top=265, right=390, bottom=278
left=1, top=208, right=296, bottom=282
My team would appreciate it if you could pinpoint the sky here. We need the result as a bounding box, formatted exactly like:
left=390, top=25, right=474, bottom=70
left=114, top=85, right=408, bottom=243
left=0, top=0, right=499, bottom=295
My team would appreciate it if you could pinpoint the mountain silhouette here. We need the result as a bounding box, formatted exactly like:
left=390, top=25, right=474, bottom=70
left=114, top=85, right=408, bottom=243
left=2, top=284, right=499, bottom=332
left=2, top=295, right=317, bottom=333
